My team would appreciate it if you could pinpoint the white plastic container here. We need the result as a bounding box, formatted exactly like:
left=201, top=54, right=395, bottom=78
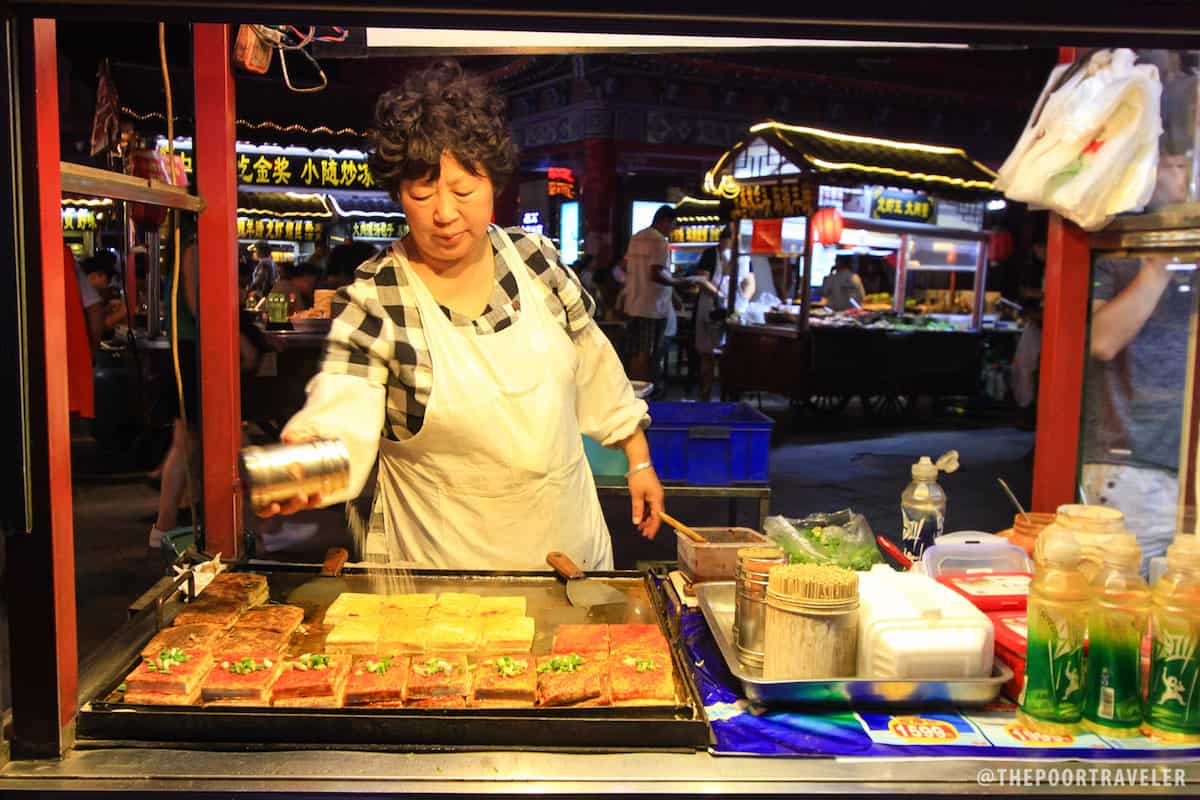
left=934, top=531, right=1006, bottom=547
left=920, top=541, right=1033, bottom=577
left=856, top=566, right=995, bottom=679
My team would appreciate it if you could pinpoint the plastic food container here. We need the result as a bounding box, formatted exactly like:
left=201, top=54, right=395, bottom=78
left=856, top=567, right=995, bottom=679
left=920, top=541, right=1033, bottom=577
left=997, top=512, right=1055, bottom=556
left=676, top=526, right=770, bottom=583
left=988, top=610, right=1028, bottom=702
left=937, top=573, right=1032, bottom=612
left=646, top=401, right=774, bottom=485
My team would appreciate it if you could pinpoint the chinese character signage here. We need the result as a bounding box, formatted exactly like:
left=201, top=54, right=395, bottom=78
left=870, top=189, right=935, bottom=224
left=236, top=154, right=375, bottom=190
left=547, top=166, right=576, bottom=200
left=350, top=220, right=408, bottom=240
left=669, top=224, right=724, bottom=244
left=731, top=183, right=815, bottom=220
left=237, top=217, right=325, bottom=242
left=62, top=207, right=98, bottom=231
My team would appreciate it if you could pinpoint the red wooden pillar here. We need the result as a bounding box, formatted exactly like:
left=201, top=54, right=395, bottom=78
left=194, top=24, right=242, bottom=557
left=1031, top=213, right=1091, bottom=512
left=5, top=17, right=79, bottom=757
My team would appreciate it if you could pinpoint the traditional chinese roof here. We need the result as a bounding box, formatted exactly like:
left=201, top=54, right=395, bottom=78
left=673, top=194, right=727, bottom=223
left=705, top=122, right=998, bottom=201
left=236, top=190, right=333, bottom=218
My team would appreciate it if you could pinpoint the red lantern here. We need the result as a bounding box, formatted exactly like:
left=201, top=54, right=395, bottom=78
left=989, top=229, right=1014, bottom=263
left=811, top=207, right=844, bottom=246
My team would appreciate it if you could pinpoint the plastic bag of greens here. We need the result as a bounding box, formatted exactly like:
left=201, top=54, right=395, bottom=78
left=763, top=509, right=882, bottom=571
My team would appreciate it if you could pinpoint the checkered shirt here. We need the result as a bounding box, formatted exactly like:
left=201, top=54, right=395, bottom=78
left=321, top=226, right=597, bottom=441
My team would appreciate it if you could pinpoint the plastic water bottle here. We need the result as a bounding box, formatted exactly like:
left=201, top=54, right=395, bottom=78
left=1018, top=528, right=1088, bottom=735
left=1081, top=532, right=1150, bottom=738
left=1144, top=534, right=1200, bottom=744
left=900, top=451, right=959, bottom=561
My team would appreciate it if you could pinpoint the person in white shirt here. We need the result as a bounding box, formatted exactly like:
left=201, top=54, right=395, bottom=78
left=622, top=205, right=694, bottom=383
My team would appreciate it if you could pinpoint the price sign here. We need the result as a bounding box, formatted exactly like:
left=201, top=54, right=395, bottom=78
left=887, top=716, right=960, bottom=744
left=1003, top=723, right=1075, bottom=747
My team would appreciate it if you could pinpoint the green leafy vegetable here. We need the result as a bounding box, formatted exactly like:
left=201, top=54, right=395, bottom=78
left=143, top=647, right=190, bottom=674
left=222, top=657, right=271, bottom=675
left=117, top=682, right=127, bottom=693
left=492, top=656, right=528, bottom=677
left=295, top=653, right=331, bottom=671
left=621, top=656, right=659, bottom=673
left=412, top=657, right=453, bottom=677
left=538, top=653, right=586, bottom=674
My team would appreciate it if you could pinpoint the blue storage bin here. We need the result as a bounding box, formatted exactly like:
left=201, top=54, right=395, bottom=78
left=646, top=402, right=773, bottom=485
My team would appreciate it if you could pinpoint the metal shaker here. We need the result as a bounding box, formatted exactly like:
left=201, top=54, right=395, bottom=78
left=733, top=546, right=788, bottom=670
left=240, top=439, right=351, bottom=513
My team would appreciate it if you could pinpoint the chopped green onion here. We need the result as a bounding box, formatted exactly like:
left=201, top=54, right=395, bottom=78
left=493, top=656, right=528, bottom=677
left=537, top=653, right=586, bottom=674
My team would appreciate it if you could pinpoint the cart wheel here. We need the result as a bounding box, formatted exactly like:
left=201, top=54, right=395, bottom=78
left=804, top=394, right=850, bottom=415
left=862, top=393, right=913, bottom=419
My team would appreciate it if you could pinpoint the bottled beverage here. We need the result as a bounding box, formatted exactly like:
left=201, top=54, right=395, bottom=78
left=1036, top=504, right=1127, bottom=581
left=1017, top=528, right=1088, bottom=734
left=1144, top=534, right=1200, bottom=743
left=1081, top=532, right=1150, bottom=737
left=900, top=451, right=958, bottom=561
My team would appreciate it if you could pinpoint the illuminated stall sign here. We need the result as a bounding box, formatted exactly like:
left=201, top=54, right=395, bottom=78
left=351, top=220, right=408, bottom=240
left=670, top=225, right=724, bottom=244
left=521, top=210, right=545, bottom=235
left=238, top=217, right=325, bottom=241
left=870, top=189, right=935, bottom=224
left=731, top=183, right=815, bottom=220
left=237, top=154, right=375, bottom=190
left=547, top=166, right=576, bottom=200
left=62, top=207, right=98, bottom=231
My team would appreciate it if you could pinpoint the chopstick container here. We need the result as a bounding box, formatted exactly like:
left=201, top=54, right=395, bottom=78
left=763, top=564, right=859, bottom=680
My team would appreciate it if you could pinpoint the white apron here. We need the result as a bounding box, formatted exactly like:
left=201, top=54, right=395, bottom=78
left=374, top=228, right=612, bottom=570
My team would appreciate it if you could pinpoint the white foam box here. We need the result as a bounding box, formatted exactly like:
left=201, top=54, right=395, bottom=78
left=856, top=566, right=994, bottom=680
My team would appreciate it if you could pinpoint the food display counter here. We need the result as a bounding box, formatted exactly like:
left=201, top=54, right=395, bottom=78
left=721, top=322, right=980, bottom=414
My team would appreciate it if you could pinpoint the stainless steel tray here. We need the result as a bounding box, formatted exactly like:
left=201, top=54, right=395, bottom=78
left=694, top=581, right=1011, bottom=708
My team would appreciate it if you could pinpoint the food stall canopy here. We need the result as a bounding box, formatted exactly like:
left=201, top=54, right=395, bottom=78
left=705, top=122, right=999, bottom=205
left=237, top=190, right=332, bottom=218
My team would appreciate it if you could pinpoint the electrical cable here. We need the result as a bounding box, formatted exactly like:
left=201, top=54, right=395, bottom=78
left=160, top=22, right=200, bottom=548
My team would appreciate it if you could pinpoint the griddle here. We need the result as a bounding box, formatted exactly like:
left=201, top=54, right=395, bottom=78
left=76, top=560, right=711, bottom=751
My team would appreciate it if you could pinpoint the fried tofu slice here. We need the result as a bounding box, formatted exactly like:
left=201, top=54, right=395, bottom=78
left=406, top=655, right=470, bottom=699
left=323, top=592, right=382, bottom=623
left=344, top=656, right=408, bottom=706
left=536, top=653, right=610, bottom=707
left=551, top=624, right=609, bottom=657
left=380, top=593, right=436, bottom=612
left=270, top=653, right=351, bottom=707
left=124, top=647, right=214, bottom=696
left=609, top=652, right=676, bottom=706
left=477, top=596, right=527, bottom=617
left=424, top=617, right=480, bottom=653
left=607, top=623, right=671, bottom=659
left=141, top=624, right=222, bottom=659
left=472, top=655, right=536, bottom=705
left=325, top=618, right=382, bottom=655
left=480, top=616, right=535, bottom=653
left=235, top=604, right=305, bottom=636
left=432, top=592, right=480, bottom=617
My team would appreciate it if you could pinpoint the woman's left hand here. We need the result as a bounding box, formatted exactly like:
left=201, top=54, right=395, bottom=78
left=628, top=466, right=664, bottom=539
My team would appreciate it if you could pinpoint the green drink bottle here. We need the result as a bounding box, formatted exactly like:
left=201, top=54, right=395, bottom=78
left=1082, top=533, right=1150, bottom=738
left=1018, top=529, right=1088, bottom=735
left=1145, top=534, right=1200, bottom=744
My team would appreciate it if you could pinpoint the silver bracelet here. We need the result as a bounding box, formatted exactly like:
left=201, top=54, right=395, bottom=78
left=624, top=461, right=654, bottom=479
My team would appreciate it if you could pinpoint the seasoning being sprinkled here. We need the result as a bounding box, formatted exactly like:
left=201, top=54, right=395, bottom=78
left=762, top=563, right=859, bottom=680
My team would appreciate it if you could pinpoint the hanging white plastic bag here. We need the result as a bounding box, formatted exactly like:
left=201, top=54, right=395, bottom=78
left=996, top=49, right=1162, bottom=231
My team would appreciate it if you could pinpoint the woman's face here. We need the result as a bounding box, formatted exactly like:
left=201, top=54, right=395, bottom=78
left=399, top=152, right=494, bottom=270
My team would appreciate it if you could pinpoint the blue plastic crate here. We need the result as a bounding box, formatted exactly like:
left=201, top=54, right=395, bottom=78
left=646, top=402, right=773, bottom=485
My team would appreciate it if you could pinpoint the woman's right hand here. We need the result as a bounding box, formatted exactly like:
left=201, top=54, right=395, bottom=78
left=254, top=431, right=324, bottom=518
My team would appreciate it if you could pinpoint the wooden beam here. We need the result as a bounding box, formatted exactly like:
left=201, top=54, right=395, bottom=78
left=194, top=23, right=242, bottom=558
left=60, top=161, right=205, bottom=212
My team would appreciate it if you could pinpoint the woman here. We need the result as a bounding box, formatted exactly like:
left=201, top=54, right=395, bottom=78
left=263, top=62, right=663, bottom=570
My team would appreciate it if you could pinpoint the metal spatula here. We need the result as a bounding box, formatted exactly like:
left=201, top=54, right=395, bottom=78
left=546, top=551, right=628, bottom=611
left=285, top=546, right=350, bottom=619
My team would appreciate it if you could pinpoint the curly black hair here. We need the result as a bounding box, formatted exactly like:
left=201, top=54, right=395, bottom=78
left=367, top=60, right=518, bottom=200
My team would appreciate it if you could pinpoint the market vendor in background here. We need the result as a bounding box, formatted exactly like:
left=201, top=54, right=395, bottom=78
left=262, top=60, right=663, bottom=570
left=693, top=226, right=754, bottom=401
left=820, top=254, right=866, bottom=311
left=271, top=260, right=321, bottom=311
